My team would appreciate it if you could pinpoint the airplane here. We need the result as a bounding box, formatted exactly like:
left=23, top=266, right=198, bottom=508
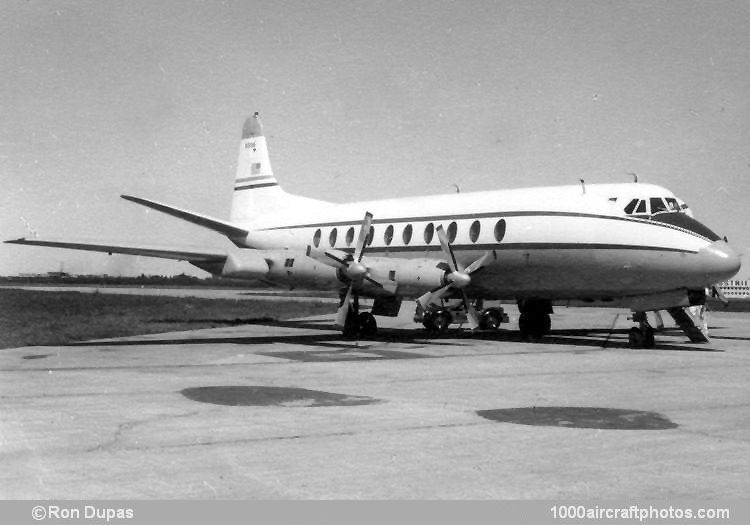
left=6, top=113, right=741, bottom=348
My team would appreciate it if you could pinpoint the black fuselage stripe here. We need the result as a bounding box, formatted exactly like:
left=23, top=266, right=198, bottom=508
left=323, top=243, right=694, bottom=254
left=234, top=182, right=279, bottom=191
left=258, top=210, right=616, bottom=230
left=235, top=176, right=275, bottom=184
left=255, top=210, right=711, bottom=242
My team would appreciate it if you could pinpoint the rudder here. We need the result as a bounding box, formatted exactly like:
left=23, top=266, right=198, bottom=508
left=230, top=112, right=287, bottom=222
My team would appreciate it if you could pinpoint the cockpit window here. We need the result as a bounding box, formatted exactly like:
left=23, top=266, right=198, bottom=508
left=650, top=197, right=668, bottom=214
left=624, top=196, right=685, bottom=216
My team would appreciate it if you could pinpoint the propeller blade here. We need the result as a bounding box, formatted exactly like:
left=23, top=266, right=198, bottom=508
left=435, top=225, right=459, bottom=272
left=462, top=291, right=480, bottom=330
left=464, top=251, right=493, bottom=275
left=335, top=285, right=354, bottom=328
left=324, top=251, right=349, bottom=266
left=417, top=284, right=453, bottom=309
left=353, top=212, right=373, bottom=263
left=306, top=246, right=349, bottom=269
left=417, top=291, right=432, bottom=309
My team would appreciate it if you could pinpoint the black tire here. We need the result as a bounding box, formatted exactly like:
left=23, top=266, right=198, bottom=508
left=518, top=313, right=532, bottom=338
left=480, top=309, right=501, bottom=330
left=357, top=312, right=378, bottom=337
left=644, top=326, right=655, bottom=349
left=628, top=327, right=643, bottom=348
left=341, top=308, right=359, bottom=338
left=519, top=312, right=550, bottom=339
left=431, top=310, right=451, bottom=334
left=541, top=313, right=551, bottom=335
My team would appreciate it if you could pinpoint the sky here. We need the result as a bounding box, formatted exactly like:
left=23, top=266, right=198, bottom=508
left=2, top=0, right=749, bottom=277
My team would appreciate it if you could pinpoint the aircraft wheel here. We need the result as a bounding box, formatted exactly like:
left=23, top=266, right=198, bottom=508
left=644, top=326, right=655, bottom=349
left=480, top=308, right=502, bottom=330
left=518, top=313, right=531, bottom=338
left=519, top=312, right=550, bottom=339
left=341, top=308, right=359, bottom=339
left=541, top=313, right=551, bottom=335
left=357, top=312, right=378, bottom=337
left=628, top=326, right=655, bottom=349
left=429, top=310, right=452, bottom=334
left=628, top=327, right=643, bottom=348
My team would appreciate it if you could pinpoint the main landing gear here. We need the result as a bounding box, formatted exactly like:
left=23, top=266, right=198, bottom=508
left=339, top=295, right=378, bottom=338
left=628, top=311, right=655, bottom=349
left=518, top=312, right=551, bottom=339
left=517, top=299, right=553, bottom=340
left=342, top=310, right=378, bottom=338
left=416, top=301, right=509, bottom=334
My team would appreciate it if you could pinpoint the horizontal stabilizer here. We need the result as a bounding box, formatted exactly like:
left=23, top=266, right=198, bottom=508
left=4, top=237, right=227, bottom=263
left=121, top=195, right=248, bottom=239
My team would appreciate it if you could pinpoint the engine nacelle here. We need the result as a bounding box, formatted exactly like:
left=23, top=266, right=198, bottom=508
left=265, top=253, right=343, bottom=290
left=223, top=250, right=449, bottom=299
left=221, top=252, right=271, bottom=279
left=363, top=257, right=447, bottom=296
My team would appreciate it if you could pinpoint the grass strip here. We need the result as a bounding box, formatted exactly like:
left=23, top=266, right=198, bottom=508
left=0, top=288, right=334, bottom=349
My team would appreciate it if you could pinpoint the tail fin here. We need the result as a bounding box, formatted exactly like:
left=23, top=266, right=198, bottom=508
left=230, top=112, right=289, bottom=222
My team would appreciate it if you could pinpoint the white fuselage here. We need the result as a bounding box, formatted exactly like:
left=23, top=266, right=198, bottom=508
left=231, top=183, right=737, bottom=304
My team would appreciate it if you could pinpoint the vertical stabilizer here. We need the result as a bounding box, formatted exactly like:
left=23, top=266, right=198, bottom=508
left=230, top=112, right=288, bottom=222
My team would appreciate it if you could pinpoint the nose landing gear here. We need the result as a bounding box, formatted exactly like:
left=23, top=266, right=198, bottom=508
left=628, top=311, right=655, bottom=349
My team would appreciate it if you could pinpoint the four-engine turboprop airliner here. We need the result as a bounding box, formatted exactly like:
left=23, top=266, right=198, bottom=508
left=7, top=113, right=741, bottom=347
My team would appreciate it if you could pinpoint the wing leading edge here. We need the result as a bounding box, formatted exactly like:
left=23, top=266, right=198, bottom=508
left=4, top=237, right=227, bottom=265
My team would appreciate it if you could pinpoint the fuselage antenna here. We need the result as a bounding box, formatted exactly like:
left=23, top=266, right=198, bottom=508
left=579, top=179, right=586, bottom=194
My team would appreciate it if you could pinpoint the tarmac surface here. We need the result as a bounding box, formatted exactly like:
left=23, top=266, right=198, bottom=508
left=1, top=296, right=749, bottom=499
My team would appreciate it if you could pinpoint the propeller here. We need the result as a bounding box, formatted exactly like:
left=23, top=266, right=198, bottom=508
left=417, top=225, right=494, bottom=329
left=306, top=212, right=395, bottom=329
left=336, top=212, right=373, bottom=328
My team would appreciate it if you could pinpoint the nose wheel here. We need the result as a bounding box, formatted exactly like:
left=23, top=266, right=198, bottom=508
left=628, top=311, right=655, bottom=349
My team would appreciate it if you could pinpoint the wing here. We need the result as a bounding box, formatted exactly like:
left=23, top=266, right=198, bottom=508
left=4, top=237, right=227, bottom=268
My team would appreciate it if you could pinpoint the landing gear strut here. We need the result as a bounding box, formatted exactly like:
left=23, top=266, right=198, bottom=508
left=628, top=311, right=655, bottom=349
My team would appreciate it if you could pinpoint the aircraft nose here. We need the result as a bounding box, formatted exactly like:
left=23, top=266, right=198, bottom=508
left=696, top=241, right=741, bottom=283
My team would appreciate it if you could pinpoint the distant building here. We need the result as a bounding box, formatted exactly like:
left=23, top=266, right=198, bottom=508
left=717, top=279, right=750, bottom=299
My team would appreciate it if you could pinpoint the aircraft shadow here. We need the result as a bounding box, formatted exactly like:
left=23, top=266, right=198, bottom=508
left=68, top=318, right=722, bottom=353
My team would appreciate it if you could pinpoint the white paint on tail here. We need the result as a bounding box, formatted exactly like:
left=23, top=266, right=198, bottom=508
left=230, top=113, right=328, bottom=224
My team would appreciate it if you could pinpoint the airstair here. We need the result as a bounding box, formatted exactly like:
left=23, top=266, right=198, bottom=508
left=667, top=306, right=710, bottom=343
